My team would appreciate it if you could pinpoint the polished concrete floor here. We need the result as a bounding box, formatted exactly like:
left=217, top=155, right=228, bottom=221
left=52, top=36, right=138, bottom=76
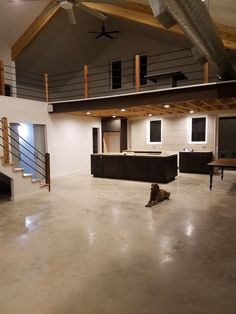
left=0, top=171, right=236, bottom=314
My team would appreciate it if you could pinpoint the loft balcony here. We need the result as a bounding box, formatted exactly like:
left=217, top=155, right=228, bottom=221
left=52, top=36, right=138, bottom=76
left=1, top=48, right=236, bottom=117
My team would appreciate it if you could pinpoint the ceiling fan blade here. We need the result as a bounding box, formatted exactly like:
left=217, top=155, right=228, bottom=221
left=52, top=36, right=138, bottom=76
left=105, top=33, right=114, bottom=39
left=107, top=31, right=119, bottom=34
left=95, top=34, right=103, bottom=39
left=79, top=3, right=108, bottom=21
left=66, top=7, right=76, bottom=24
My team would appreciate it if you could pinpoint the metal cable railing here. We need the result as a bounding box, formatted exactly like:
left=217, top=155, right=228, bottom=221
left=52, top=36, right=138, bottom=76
left=0, top=118, right=51, bottom=191
left=1, top=48, right=236, bottom=102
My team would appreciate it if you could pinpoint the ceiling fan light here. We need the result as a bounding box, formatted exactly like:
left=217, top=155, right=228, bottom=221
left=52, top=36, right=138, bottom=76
left=60, top=0, right=73, bottom=10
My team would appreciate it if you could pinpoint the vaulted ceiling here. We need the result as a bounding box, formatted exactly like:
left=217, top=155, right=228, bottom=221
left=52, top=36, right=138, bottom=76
left=0, top=0, right=236, bottom=62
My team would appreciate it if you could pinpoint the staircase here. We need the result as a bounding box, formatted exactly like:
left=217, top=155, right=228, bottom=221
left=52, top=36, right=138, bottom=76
left=0, top=117, right=50, bottom=201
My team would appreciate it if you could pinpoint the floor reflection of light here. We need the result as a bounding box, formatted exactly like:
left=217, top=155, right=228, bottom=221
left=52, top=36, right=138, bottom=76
left=89, top=232, right=96, bottom=244
left=120, top=243, right=129, bottom=253
left=160, top=235, right=173, bottom=264
left=186, top=224, right=194, bottom=237
left=25, top=216, right=34, bottom=231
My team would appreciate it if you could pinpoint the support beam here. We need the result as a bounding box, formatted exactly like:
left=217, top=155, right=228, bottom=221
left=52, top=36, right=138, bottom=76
left=84, top=64, right=89, bottom=98
left=204, top=62, right=209, bottom=83
left=135, top=54, right=140, bottom=93
left=44, top=73, right=49, bottom=102
left=1, top=117, right=10, bottom=164
left=0, top=60, right=5, bottom=96
left=11, top=2, right=61, bottom=60
left=82, top=2, right=236, bottom=50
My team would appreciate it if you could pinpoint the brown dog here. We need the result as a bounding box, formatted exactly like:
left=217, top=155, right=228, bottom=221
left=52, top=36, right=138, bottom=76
left=145, top=183, right=170, bottom=207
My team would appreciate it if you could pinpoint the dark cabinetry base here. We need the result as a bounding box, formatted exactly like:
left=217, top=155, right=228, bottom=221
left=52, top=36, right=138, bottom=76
left=179, top=152, right=213, bottom=174
left=91, top=154, right=177, bottom=183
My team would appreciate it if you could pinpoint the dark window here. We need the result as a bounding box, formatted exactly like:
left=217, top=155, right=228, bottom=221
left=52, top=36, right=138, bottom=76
left=140, top=55, right=147, bottom=85
left=111, top=60, right=122, bottom=89
left=191, top=117, right=206, bottom=142
left=4, top=84, right=12, bottom=96
left=150, top=120, right=161, bottom=142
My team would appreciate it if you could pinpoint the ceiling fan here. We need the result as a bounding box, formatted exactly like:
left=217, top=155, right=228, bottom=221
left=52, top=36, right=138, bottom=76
left=88, top=21, right=119, bottom=39
left=8, top=0, right=108, bottom=25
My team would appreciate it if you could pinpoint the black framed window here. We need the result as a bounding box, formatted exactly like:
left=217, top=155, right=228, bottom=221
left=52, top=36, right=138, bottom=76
left=191, top=117, right=206, bottom=142
left=149, top=120, right=161, bottom=143
left=140, top=55, right=147, bottom=86
left=111, top=60, right=122, bottom=89
left=4, top=84, right=12, bottom=96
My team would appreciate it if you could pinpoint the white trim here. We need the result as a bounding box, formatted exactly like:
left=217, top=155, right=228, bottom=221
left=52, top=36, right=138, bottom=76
left=146, top=118, right=162, bottom=144
left=189, top=115, right=207, bottom=144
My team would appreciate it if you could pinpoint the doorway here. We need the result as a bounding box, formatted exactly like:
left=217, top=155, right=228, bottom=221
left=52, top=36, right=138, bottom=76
left=92, top=128, right=100, bottom=154
left=218, top=116, right=236, bottom=158
left=9, top=123, right=46, bottom=179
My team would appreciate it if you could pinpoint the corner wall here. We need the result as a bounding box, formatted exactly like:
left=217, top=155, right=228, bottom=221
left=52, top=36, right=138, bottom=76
left=0, top=96, right=101, bottom=177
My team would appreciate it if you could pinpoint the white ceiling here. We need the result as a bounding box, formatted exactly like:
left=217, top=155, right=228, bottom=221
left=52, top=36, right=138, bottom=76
left=0, top=0, right=235, bottom=50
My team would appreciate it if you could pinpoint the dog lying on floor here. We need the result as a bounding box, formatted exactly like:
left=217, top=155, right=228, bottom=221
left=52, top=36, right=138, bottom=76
left=145, top=183, right=170, bottom=207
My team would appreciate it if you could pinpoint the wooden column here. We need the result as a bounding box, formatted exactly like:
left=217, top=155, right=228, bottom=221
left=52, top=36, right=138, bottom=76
left=203, top=62, right=209, bottom=83
left=84, top=64, right=89, bottom=98
left=44, top=73, right=49, bottom=102
left=135, top=54, right=140, bottom=92
left=0, top=60, right=5, bottom=96
left=1, top=117, right=10, bottom=164
left=45, top=152, right=51, bottom=192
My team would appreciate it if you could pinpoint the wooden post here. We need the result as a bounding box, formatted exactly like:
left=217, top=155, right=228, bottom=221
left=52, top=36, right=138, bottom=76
left=44, top=73, right=49, bottom=102
left=0, top=60, right=5, bottom=96
left=84, top=64, right=89, bottom=98
left=135, top=54, right=140, bottom=92
left=203, top=62, right=209, bottom=83
left=45, top=152, right=51, bottom=192
left=1, top=117, right=10, bottom=164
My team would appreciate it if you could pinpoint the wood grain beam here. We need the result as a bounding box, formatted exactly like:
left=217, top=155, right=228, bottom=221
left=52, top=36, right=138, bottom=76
left=11, top=1, right=61, bottom=60
left=82, top=1, right=236, bottom=50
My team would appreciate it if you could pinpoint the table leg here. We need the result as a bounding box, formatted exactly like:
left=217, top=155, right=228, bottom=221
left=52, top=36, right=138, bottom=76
left=210, top=167, right=213, bottom=190
left=221, top=167, right=224, bottom=180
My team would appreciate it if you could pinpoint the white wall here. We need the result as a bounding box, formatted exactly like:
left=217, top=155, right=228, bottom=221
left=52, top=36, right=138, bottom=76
left=48, top=114, right=101, bottom=176
left=0, top=96, right=101, bottom=177
left=128, top=114, right=217, bottom=155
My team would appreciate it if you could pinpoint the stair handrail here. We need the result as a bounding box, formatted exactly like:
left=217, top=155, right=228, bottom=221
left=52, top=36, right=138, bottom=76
left=0, top=132, right=45, bottom=173
left=0, top=117, right=51, bottom=191
left=7, top=125, right=45, bottom=158
left=0, top=142, right=45, bottom=178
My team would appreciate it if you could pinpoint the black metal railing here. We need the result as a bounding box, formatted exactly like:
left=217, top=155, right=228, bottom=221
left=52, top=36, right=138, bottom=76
left=1, top=48, right=236, bottom=103
left=0, top=118, right=50, bottom=191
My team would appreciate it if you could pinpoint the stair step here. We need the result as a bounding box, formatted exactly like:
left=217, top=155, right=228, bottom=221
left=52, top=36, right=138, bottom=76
left=32, top=179, right=41, bottom=183
left=3, top=162, right=14, bottom=166
left=14, top=168, right=24, bottom=172
left=23, top=173, right=33, bottom=178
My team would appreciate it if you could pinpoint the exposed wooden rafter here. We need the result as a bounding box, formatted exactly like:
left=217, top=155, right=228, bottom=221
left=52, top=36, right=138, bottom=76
left=82, top=1, right=236, bottom=51
left=11, top=1, right=236, bottom=61
left=11, top=0, right=61, bottom=60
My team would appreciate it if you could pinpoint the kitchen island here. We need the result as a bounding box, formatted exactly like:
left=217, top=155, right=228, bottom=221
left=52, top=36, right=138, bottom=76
left=91, top=153, right=177, bottom=183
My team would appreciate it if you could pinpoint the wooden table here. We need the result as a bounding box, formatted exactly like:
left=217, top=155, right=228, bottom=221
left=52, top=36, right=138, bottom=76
left=208, top=158, right=236, bottom=190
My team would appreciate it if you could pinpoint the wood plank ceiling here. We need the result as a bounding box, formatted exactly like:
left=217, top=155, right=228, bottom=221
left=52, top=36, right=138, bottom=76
left=70, top=97, right=236, bottom=118
left=11, top=0, right=236, bottom=60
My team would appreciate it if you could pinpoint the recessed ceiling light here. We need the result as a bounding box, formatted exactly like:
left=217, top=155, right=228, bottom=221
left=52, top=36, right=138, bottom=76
left=148, top=113, right=152, bottom=117
left=121, top=108, right=126, bottom=112
left=86, top=112, right=91, bottom=115
left=112, top=115, right=117, bottom=118
left=164, top=104, right=170, bottom=108
left=189, top=110, right=194, bottom=114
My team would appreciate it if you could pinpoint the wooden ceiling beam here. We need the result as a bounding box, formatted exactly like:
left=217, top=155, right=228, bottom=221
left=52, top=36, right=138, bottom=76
left=11, top=0, right=61, bottom=60
left=82, top=1, right=236, bottom=51
left=200, top=100, right=219, bottom=111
